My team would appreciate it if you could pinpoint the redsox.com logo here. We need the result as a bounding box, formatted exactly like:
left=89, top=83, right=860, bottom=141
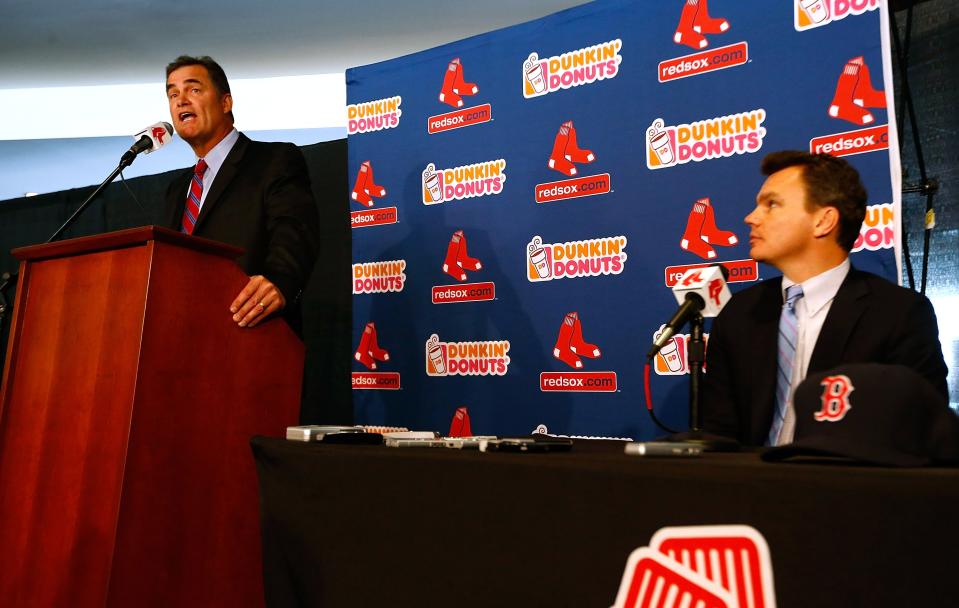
left=646, top=109, right=766, bottom=170
left=425, top=334, right=510, bottom=377
left=422, top=160, right=507, bottom=205
left=346, top=96, right=402, bottom=135
left=795, top=0, right=879, bottom=31
left=352, top=260, right=406, bottom=294
left=527, top=235, right=627, bottom=283
left=523, top=39, right=622, bottom=99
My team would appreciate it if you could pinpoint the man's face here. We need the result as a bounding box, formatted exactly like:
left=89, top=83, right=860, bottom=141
left=166, top=64, right=232, bottom=153
left=745, top=166, right=820, bottom=269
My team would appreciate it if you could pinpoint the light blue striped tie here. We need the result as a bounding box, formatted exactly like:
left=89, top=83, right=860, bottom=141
left=768, top=284, right=804, bottom=446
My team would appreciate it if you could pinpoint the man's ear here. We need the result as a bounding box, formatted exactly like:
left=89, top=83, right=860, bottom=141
left=813, top=206, right=840, bottom=240
left=221, top=93, right=233, bottom=115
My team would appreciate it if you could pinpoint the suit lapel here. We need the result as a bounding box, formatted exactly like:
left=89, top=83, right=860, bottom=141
left=166, top=170, right=192, bottom=230
left=193, top=133, right=250, bottom=233
left=750, top=278, right=784, bottom=437
left=808, top=268, right=869, bottom=373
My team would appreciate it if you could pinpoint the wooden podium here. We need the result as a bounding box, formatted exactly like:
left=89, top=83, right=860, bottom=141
left=0, top=227, right=304, bottom=607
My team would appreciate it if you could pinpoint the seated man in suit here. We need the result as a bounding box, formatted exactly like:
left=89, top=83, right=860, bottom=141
left=703, top=150, right=948, bottom=446
left=163, top=55, right=319, bottom=329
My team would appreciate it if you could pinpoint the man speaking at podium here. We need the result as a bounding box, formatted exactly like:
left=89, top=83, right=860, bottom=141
left=703, top=151, right=948, bottom=446
left=162, top=55, right=319, bottom=329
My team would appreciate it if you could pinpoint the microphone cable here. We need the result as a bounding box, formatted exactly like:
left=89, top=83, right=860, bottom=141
left=644, top=360, right=678, bottom=434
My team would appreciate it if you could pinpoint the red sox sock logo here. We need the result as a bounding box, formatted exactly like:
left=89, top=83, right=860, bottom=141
left=814, top=374, right=854, bottom=422
left=442, top=230, right=483, bottom=282
left=828, top=56, right=885, bottom=126
left=438, top=58, right=478, bottom=108
left=548, top=121, right=595, bottom=176
left=679, top=197, right=738, bottom=260
left=354, top=322, right=390, bottom=370
left=673, top=0, right=730, bottom=50
left=351, top=161, right=387, bottom=208
left=553, top=312, right=601, bottom=370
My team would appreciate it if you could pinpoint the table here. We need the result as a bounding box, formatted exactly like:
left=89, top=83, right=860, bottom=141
left=251, top=436, right=959, bottom=607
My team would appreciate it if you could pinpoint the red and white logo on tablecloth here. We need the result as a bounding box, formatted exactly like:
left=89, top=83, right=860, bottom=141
left=542, top=311, right=617, bottom=392
left=535, top=121, right=611, bottom=204
left=422, top=160, right=507, bottom=205
left=433, top=230, right=495, bottom=304
left=352, top=260, right=406, bottom=294
left=522, top=39, right=623, bottom=99
left=612, top=525, right=777, bottom=608
left=646, top=109, right=766, bottom=170
left=425, top=334, right=510, bottom=377
left=852, top=203, right=895, bottom=252
left=352, top=321, right=400, bottom=390
left=428, top=58, right=491, bottom=134
left=347, top=96, right=402, bottom=135
left=526, top=235, right=627, bottom=283
left=795, top=0, right=879, bottom=31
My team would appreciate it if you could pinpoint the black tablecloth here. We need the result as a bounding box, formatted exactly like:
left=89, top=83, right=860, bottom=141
left=251, top=436, right=959, bottom=607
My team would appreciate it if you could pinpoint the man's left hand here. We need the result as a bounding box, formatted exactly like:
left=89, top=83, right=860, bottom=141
left=230, top=275, right=286, bottom=328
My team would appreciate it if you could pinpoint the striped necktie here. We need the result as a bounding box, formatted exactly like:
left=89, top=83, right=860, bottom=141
left=181, top=159, right=208, bottom=235
left=768, top=284, right=804, bottom=446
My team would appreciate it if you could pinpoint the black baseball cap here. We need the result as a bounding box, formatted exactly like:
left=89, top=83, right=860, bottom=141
left=763, top=363, right=959, bottom=467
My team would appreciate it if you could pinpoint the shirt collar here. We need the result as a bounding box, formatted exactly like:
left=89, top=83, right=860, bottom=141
left=197, top=128, right=239, bottom=175
left=782, top=258, right=850, bottom=317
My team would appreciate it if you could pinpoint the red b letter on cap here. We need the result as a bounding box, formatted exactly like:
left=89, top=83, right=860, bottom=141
left=814, top=375, right=854, bottom=422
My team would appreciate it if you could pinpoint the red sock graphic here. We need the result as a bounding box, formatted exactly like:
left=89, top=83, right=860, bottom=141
left=442, top=232, right=468, bottom=281
left=354, top=324, right=376, bottom=369
left=439, top=59, right=463, bottom=108
left=351, top=164, right=374, bottom=207
left=454, top=230, right=482, bottom=272
left=698, top=198, right=738, bottom=246
left=692, top=0, right=729, bottom=34
left=849, top=56, right=885, bottom=108
left=553, top=313, right=584, bottom=369
left=829, top=61, right=875, bottom=126
left=448, top=406, right=472, bottom=437
left=568, top=312, right=601, bottom=358
left=452, top=59, right=478, bottom=96
left=564, top=121, right=595, bottom=164
left=680, top=200, right=717, bottom=260
left=367, top=323, right=390, bottom=362
left=548, top=123, right=578, bottom=176
left=674, top=0, right=708, bottom=50
left=361, top=161, right=386, bottom=198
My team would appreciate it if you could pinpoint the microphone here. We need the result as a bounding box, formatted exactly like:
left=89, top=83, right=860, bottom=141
left=120, top=122, right=174, bottom=166
left=647, top=265, right=732, bottom=359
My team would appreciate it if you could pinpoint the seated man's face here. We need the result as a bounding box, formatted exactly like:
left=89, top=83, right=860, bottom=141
left=745, top=166, right=818, bottom=269
left=166, top=65, right=232, bottom=150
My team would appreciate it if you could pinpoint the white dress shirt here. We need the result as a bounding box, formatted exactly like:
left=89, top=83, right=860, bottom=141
left=187, top=128, right=240, bottom=210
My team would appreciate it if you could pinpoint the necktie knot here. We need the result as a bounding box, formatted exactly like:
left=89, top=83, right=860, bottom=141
left=784, top=284, right=804, bottom=310
left=194, top=159, right=208, bottom=177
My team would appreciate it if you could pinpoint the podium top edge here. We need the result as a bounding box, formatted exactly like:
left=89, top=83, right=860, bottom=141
left=11, top=226, right=244, bottom=262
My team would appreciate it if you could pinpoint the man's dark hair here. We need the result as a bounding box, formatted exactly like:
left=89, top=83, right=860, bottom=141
left=761, top=150, right=867, bottom=252
left=166, top=55, right=234, bottom=121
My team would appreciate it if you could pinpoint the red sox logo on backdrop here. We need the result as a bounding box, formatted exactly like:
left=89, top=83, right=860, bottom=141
left=612, top=525, right=777, bottom=608
left=646, top=109, right=766, bottom=170
left=346, top=96, right=403, bottom=135
left=661, top=1, right=748, bottom=83
left=542, top=312, right=617, bottom=392
left=810, top=54, right=889, bottom=159
left=352, top=322, right=401, bottom=390
left=349, top=161, right=398, bottom=229
left=429, top=58, right=491, bottom=134
left=678, top=196, right=738, bottom=260
left=795, top=0, right=879, bottom=31
left=433, top=230, right=496, bottom=304
left=535, top=121, right=611, bottom=205
left=522, top=39, right=623, bottom=99
left=814, top=374, right=854, bottom=422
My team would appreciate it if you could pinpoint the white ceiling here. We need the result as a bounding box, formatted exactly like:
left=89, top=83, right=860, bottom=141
left=0, top=0, right=588, bottom=88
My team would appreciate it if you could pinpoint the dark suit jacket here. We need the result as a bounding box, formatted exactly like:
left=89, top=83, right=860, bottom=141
left=702, top=267, right=948, bottom=445
left=162, top=133, right=319, bottom=308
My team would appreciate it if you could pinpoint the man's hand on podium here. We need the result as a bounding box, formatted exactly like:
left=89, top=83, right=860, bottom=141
left=230, top=275, right=286, bottom=328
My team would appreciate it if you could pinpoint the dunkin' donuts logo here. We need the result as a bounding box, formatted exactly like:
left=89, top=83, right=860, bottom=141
left=612, top=525, right=777, bottom=608
left=425, top=334, right=510, bottom=377
left=352, top=260, right=406, bottom=294
left=422, top=160, right=506, bottom=205
left=646, top=109, right=766, bottom=170
left=795, top=0, right=879, bottom=31
left=651, top=324, right=712, bottom=376
left=852, top=203, right=895, bottom=253
left=526, top=235, right=627, bottom=283
left=347, top=96, right=402, bottom=135
left=522, top=39, right=622, bottom=99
